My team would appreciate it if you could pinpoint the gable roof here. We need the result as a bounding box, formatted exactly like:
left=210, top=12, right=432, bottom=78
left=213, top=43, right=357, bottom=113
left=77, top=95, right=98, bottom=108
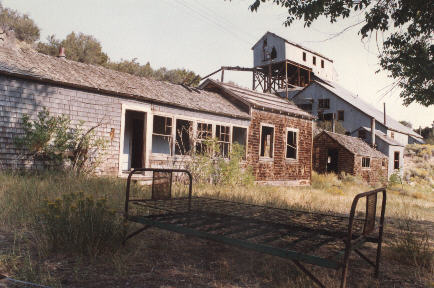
left=317, top=131, right=387, bottom=158
left=0, top=46, right=250, bottom=120
left=252, top=31, right=333, bottom=63
left=200, top=79, right=314, bottom=120
left=356, top=127, right=404, bottom=146
left=298, top=79, right=422, bottom=139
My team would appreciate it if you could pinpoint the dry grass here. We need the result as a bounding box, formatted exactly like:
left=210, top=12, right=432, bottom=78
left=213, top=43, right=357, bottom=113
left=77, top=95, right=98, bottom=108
left=0, top=167, right=432, bottom=287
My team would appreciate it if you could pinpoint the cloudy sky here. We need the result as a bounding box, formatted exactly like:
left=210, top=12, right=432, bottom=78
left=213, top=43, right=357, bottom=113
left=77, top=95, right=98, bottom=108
left=3, top=0, right=433, bottom=128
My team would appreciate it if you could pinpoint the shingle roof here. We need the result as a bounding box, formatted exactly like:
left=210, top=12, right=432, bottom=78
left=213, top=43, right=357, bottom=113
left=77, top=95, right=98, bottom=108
left=312, top=79, right=422, bottom=139
left=0, top=46, right=250, bottom=119
left=357, top=127, right=404, bottom=146
left=318, top=131, right=387, bottom=158
left=202, top=79, right=314, bottom=119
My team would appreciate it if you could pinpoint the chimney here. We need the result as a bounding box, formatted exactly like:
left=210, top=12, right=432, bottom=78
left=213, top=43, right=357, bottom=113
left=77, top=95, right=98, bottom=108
left=371, top=117, right=376, bottom=147
left=332, top=113, right=336, bottom=133
left=58, top=46, right=66, bottom=58
left=383, top=102, right=386, bottom=125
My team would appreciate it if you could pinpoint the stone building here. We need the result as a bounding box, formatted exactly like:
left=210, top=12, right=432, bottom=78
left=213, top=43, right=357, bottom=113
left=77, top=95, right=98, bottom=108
left=0, top=45, right=313, bottom=185
left=313, top=131, right=388, bottom=185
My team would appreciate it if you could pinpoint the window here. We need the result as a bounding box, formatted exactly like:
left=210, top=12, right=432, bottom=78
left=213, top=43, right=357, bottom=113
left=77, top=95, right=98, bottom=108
left=337, top=110, right=344, bottom=121
left=321, top=59, right=324, bottom=68
left=152, top=115, right=172, bottom=154
left=302, top=52, right=306, bottom=61
left=286, top=129, right=297, bottom=159
left=390, top=131, right=394, bottom=139
left=299, top=103, right=312, bottom=111
left=362, top=157, right=370, bottom=168
left=394, top=151, right=400, bottom=169
left=196, top=122, right=212, bottom=154
left=260, top=125, right=274, bottom=158
left=216, top=125, right=230, bottom=158
left=270, top=47, right=277, bottom=59
left=175, top=119, right=192, bottom=155
left=318, top=99, right=330, bottom=109
left=322, top=113, right=334, bottom=121
left=313, top=56, right=316, bottom=65
left=232, top=126, right=247, bottom=158
left=358, top=130, right=366, bottom=139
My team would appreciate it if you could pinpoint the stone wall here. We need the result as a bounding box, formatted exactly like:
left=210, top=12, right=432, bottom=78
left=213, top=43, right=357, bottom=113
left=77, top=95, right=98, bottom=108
left=247, top=109, right=312, bottom=185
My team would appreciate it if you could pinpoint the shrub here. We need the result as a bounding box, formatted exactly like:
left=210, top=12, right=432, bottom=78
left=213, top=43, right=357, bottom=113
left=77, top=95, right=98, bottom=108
left=389, top=172, right=402, bottom=185
left=311, top=171, right=340, bottom=190
left=33, top=192, right=124, bottom=256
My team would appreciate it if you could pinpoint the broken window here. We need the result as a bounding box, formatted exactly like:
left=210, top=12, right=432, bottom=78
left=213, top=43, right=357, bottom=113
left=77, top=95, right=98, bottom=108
left=362, top=157, right=370, bottom=168
left=358, top=130, right=367, bottom=139
left=270, top=47, right=277, bottom=59
left=337, top=110, right=344, bottom=121
left=321, top=59, right=324, bottom=68
left=394, top=151, right=400, bottom=169
left=302, top=52, right=306, bottom=62
left=152, top=115, right=172, bottom=154
left=313, top=56, right=316, bottom=65
left=232, top=126, right=247, bottom=159
left=216, top=125, right=230, bottom=158
left=286, top=130, right=297, bottom=159
left=260, top=125, right=274, bottom=158
left=175, top=119, right=192, bottom=155
left=318, top=99, right=330, bottom=109
left=196, top=122, right=212, bottom=154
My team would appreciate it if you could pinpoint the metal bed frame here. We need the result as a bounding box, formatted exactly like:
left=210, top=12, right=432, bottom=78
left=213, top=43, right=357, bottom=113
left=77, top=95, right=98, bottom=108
left=124, top=168, right=386, bottom=288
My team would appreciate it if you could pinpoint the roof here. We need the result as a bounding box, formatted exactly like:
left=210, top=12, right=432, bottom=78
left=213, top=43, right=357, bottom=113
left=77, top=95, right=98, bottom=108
left=201, top=79, right=314, bottom=120
left=357, top=127, right=404, bottom=146
left=252, top=32, right=334, bottom=63
left=317, top=131, right=387, bottom=158
left=0, top=46, right=250, bottom=120
left=305, top=79, right=422, bottom=139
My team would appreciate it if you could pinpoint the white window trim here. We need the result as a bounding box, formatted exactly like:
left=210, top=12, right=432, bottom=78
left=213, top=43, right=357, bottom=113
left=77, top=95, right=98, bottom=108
left=151, top=114, right=174, bottom=157
left=361, top=157, right=371, bottom=169
left=285, top=127, right=299, bottom=161
left=232, top=125, right=249, bottom=161
left=259, top=123, right=275, bottom=160
left=118, top=102, right=152, bottom=176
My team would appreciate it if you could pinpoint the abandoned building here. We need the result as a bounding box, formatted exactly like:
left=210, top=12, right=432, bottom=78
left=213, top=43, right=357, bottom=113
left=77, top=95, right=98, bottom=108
left=313, top=131, right=388, bottom=185
left=0, top=44, right=314, bottom=185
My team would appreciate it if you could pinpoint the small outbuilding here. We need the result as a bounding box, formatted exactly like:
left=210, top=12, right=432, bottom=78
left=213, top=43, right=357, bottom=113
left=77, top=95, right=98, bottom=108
left=313, top=131, right=388, bottom=185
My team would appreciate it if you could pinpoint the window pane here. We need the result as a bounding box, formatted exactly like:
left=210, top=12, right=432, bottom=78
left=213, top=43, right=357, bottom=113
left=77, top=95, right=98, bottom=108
left=216, top=125, right=230, bottom=158
left=153, top=115, right=172, bottom=135
left=152, top=135, right=171, bottom=154
left=286, top=131, right=297, bottom=159
left=175, top=119, right=192, bottom=155
left=232, top=127, right=247, bottom=159
left=260, top=126, right=274, bottom=158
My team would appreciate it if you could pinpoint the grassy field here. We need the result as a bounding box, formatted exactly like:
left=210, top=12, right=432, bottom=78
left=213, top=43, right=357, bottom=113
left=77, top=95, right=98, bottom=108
left=0, top=145, right=432, bottom=287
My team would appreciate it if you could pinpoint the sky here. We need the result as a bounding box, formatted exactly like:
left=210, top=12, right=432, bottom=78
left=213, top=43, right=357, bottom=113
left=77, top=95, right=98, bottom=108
left=3, top=0, right=433, bottom=128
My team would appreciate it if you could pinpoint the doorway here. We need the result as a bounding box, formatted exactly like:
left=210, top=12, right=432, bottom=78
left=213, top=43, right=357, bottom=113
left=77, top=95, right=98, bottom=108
left=326, top=148, right=339, bottom=173
left=122, top=110, right=146, bottom=171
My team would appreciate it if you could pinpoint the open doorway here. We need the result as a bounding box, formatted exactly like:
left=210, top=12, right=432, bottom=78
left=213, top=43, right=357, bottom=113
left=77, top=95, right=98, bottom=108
left=121, top=110, right=146, bottom=171
left=326, top=148, right=338, bottom=173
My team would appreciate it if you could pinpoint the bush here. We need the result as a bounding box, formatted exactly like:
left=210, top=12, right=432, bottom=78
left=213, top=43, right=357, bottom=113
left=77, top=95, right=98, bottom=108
left=34, top=192, right=124, bottom=256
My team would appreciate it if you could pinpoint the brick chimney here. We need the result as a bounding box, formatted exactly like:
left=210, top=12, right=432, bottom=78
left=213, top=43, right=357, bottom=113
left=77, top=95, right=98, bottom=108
left=58, top=46, right=66, bottom=58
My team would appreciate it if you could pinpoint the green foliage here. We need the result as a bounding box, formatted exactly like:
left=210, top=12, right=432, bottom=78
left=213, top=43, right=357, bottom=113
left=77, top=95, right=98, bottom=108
left=388, top=171, right=401, bottom=185
left=14, top=107, right=107, bottom=174
left=216, top=143, right=254, bottom=186
left=0, top=4, right=40, bottom=43
left=248, top=0, right=434, bottom=107
left=34, top=192, right=124, bottom=256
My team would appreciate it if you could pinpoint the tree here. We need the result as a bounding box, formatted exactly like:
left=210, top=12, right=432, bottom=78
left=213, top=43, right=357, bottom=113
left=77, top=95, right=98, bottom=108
left=0, top=4, right=40, bottom=43
left=248, top=0, right=433, bottom=107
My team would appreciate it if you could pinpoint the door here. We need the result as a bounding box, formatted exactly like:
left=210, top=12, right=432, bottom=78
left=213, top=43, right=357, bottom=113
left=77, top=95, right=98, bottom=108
left=327, top=148, right=339, bottom=173
left=131, top=118, right=144, bottom=168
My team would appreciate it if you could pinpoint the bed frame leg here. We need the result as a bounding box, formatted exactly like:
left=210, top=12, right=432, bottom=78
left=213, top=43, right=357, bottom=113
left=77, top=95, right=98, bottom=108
left=292, top=260, right=326, bottom=288
left=123, top=225, right=150, bottom=245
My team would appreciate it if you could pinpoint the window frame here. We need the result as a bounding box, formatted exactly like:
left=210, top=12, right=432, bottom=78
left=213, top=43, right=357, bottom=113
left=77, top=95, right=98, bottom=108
left=232, top=126, right=248, bottom=160
left=321, top=59, right=324, bottom=68
left=394, top=151, right=400, bottom=170
left=285, top=128, right=299, bottom=161
left=302, top=52, right=306, bottom=62
left=216, top=124, right=231, bottom=158
left=151, top=114, right=173, bottom=156
left=174, top=118, right=193, bottom=156
left=313, top=56, right=316, bottom=65
left=259, top=123, right=275, bottom=160
left=337, top=110, right=345, bottom=121
left=361, top=157, right=371, bottom=169
left=318, top=99, right=330, bottom=109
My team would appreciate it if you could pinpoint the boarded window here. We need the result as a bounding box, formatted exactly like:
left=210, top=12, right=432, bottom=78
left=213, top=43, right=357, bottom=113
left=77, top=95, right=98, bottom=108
left=286, top=130, right=297, bottom=159
left=216, top=125, right=230, bottom=158
left=152, top=115, right=172, bottom=154
left=362, top=157, right=370, bottom=168
left=260, top=125, right=274, bottom=158
left=313, top=56, right=316, bottom=65
left=337, top=110, right=344, bottom=121
left=321, top=59, right=324, bottom=68
left=318, top=99, right=330, bottom=109
left=232, top=126, right=247, bottom=158
left=394, top=151, right=400, bottom=169
left=196, top=122, right=212, bottom=154
left=175, top=119, right=192, bottom=155
left=302, top=52, right=306, bottom=61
